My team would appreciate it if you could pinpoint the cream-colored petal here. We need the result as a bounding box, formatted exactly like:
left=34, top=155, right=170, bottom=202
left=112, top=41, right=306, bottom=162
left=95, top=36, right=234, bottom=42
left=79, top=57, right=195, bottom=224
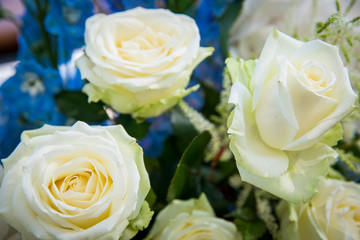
left=252, top=28, right=303, bottom=110
left=229, top=81, right=289, bottom=178
left=238, top=143, right=335, bottom=203
left=255, top=58, right=299, bottom=149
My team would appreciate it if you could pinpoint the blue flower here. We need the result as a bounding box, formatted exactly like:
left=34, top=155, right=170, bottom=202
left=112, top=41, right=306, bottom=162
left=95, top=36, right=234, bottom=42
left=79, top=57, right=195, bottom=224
left=0, top=60, right=66, bottom=159
left=209, top=0, right=234, bottom=17
left=44, top=0, right=94, bottom=63
left=139, top=114, right=173, bottom=158
left=192, top=0, right=231, bottom=89
left=184, top=81, right=204, bottom=111
left=17, top=12, right=53, bottom=67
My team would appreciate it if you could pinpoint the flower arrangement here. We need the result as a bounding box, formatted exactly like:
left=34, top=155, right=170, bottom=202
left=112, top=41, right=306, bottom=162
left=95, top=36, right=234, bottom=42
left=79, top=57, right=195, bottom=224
left=0, top=0, right=359, bottom=239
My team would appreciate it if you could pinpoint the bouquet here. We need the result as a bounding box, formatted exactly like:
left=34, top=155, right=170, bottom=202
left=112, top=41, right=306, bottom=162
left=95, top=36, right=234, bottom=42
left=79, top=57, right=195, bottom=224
left=0, top=0, right=359, bottom=239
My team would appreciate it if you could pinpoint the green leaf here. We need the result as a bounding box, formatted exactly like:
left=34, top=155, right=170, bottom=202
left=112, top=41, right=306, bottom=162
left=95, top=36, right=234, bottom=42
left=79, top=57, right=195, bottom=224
left=225, top=207, right=257, bottom=221
left=55, top=90, right=109, bottom=122
left=170, top=106, right=198, bottom=152
left=216, top=159, right=238, bottom=183
left=144, top=156, right=160, bottom=173
left=166, top=131, right=211, bottom=202
left=167, top=0, right=196, bottom=13
left=116, top=114, right=150, bottom=139
left=201, top=178, right=229, bottom=215
left=234, top=218, right=267, bottom=240
left=145, top=188, right=157, bottom=208
left=319, top=123, right=343, bottom=147
left=201, top=82, right=220, bottom=118
left=217, top=0, right=243, bottom=55
left=180, top=131, right=211, bottom=168
left=167, top=165, right=202, bottom=202
left=149, top=137, right=181, bottom=202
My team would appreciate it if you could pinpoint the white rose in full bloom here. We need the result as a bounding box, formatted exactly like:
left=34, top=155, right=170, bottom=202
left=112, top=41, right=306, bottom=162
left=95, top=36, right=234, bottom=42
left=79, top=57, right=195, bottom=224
left=77, top=7, right=213, bottom=119
left=227, top=29, right=357, bottom=203
left=277, top=178, right=360, bottom=240
left=0, top=121, right=153, bottom=240
left=229, top=0, right=359, bottom=59
left=146, top=194, right=242, bottom=240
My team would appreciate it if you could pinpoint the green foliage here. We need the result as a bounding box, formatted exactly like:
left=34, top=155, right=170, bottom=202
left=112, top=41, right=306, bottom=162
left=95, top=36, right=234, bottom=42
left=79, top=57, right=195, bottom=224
left=145, top=188, right=157, bottom=209
left=316, top=4, right=360, bottom=67
left=217, top=1, right=243, bottom=55
left=216, top=159, right=238, bottom=183
left=200, top=178, right=230, bottom=215
left=234, top=218, right=267, bottom=240
left=147, top=137, right=180, bottom=203
left=166, top=131, right=211, bottom=202
left=55, top=90, right=109, bottom=122
left=230, top=190, right=267, bottom=240
left=170, top=106, right=198, bottom=152
left=201, top=82, right=220, bottom=119
left=167, top=0, right=196, bottom=13
left=254, top=190, right=280, bottom=239
left=116, top=114, right=151, bottom=139
left=320, top=123, right=343, bottom=147
left=336, top=148, right=360, bottom=171
left=316, top=13, right=342, bottom=34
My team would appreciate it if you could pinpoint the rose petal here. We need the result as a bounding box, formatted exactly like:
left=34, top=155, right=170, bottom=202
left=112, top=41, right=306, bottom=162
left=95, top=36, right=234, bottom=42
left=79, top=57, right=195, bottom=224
left=229, top=81, right=289, bottom=178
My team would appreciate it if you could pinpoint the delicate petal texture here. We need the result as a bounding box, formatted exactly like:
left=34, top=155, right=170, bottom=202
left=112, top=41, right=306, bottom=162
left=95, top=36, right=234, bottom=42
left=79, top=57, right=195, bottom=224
left=278, top=179, right=360, bottom=240
left=228, top=81, right=289, bottom=178
left=76, top=7, right=213, bottom=118
left=255, top=60, right=299, bottom=149
left=146, top=194, right=242, bottom=240
left=252, top=29, right=303, bottom=110
left=237, top=143, right=336, bottom=203
left=0, top=121, right=152, bottom=240
left=227, top=29, right=357, bottom=203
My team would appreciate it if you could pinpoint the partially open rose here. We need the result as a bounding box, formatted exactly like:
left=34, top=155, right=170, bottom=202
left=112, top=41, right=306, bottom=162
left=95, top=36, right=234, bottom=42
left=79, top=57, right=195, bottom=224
left=227, top=29, right=357, bottom=203
left=0, top=121, right=152, bottom=240
left=77, top=7, right=213, bottom=119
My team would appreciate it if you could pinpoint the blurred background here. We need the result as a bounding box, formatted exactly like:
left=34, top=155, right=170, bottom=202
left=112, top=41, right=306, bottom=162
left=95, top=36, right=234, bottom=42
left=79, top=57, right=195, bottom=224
left=0, top=0, right=22, bottom=84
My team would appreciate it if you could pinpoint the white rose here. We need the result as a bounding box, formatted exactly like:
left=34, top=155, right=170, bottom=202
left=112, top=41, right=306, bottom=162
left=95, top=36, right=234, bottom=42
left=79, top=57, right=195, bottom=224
left=0, top=121, right=153, bottom=240
left=0, top=164, right=21, bottom=240
left=77, top=7, right=213, bottom=119
left=146, top=194, right=242, bottom=240
left=227, top=29, right=357, bottom=203
left=277, top=178, right=360, bottom=240
left=229, top=0, right=359, bottom=59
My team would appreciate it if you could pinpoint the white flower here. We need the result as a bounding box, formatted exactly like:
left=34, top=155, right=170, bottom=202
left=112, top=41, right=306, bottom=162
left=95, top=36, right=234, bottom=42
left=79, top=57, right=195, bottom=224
left=277, top=178, right=360, bottom=240
left=0, top=165, right=21, bottom=240
left=229, top=0, right=359, bottom=59
left=0, top=121, right=152, bottom=240
left=146, top=194, right=242, bottom=240
left=227, top=29, right=357, bottom=203
left=77, top=7, right=213, bottom=119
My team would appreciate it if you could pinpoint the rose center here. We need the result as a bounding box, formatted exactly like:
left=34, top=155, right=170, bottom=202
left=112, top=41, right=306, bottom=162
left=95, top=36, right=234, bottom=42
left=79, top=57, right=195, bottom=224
left=300, top=60, right=335, bottom=94
left=63, top=171, right=91, bottom=193
left=119, top=27, right=169, bottom=50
